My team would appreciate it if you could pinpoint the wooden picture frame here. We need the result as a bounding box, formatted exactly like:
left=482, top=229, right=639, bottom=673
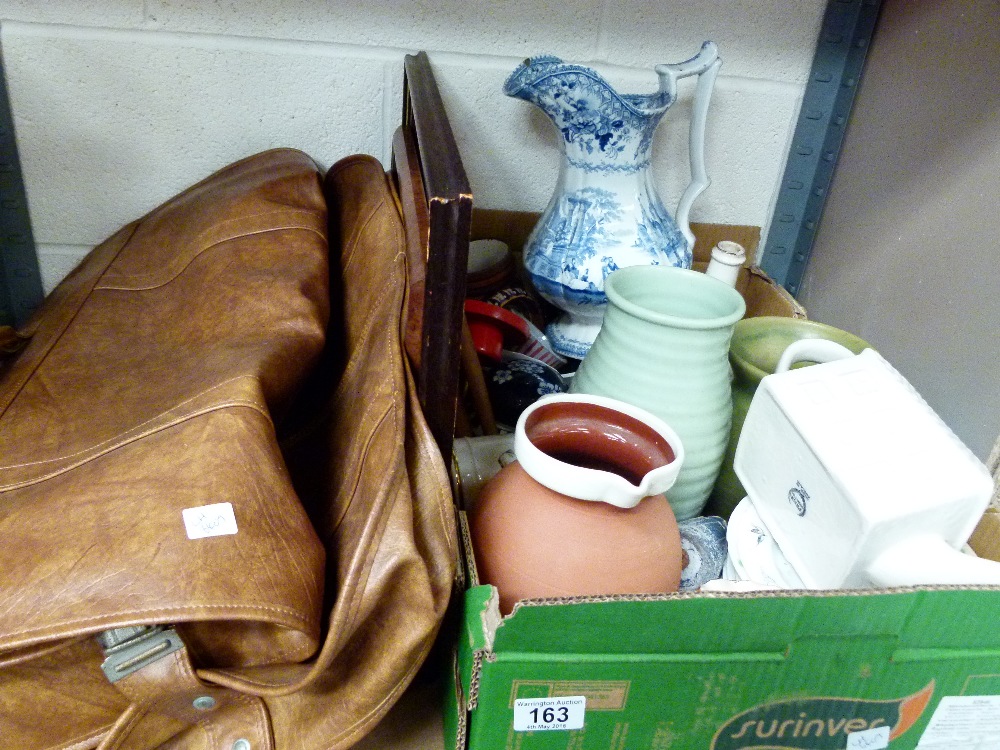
left=391, top=51, right=473, bottom=461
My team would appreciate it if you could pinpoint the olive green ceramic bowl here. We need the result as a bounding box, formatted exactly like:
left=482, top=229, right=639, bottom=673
left=730, top=317, right=871, bottom=383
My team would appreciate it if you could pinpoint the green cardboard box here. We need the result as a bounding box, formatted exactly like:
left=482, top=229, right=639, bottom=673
left=443, top=509, right=1000, bottom=750
left=442, top=214, right=1000, bottom=749
left=396, top=50, right=1000, bottom=750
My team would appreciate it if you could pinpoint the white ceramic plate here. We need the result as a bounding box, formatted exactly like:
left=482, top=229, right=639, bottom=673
left=727, top=498, right=805, bottom=589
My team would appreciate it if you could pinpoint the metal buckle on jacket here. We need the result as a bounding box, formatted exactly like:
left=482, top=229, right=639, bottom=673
left=97, top=625, right=185, bottom=683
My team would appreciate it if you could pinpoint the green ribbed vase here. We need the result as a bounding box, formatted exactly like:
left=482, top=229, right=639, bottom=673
left=570, top=265, right=745, bottom=520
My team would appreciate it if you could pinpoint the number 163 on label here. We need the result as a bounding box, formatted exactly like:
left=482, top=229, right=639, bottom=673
left=513, top=696, right=586, bottom=732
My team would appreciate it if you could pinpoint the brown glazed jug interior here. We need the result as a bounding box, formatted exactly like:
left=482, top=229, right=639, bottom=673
left=524, top=400, right=676, bottom=486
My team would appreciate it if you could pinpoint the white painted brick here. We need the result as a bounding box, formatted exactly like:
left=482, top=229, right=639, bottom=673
left=652, top=77, right=802, bottom=227
left=142, top=0, right=825, bottom=80
left=383, top=63, right=406, bottom=164
left=429, top=55, right=801, bottom=230
left=1, top=3, right=825, bottom=291
left=146, top=0, right=606, bottom=61
left=0, top=2, right=143, bottom=27
left=429, top=56, right=559, bottom=212
left=2, top=25, right=388, bottom=247
left=599, top=0, right=827, bottom=84
left=36, top=245, right=90, bottom=294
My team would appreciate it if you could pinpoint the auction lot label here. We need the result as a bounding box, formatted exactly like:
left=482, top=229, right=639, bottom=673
left=514, top=696, right=586, bottom=732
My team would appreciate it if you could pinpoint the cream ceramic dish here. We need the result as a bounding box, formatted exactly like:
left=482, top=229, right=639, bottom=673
left=736, top=345, right=998, bottom=589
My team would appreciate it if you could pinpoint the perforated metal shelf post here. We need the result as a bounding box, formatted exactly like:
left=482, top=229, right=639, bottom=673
left=759, top=0, right=882, bottom=295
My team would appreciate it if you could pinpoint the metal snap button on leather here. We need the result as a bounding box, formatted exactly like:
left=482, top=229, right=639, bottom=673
left=192, top=695, right=216, bottom=711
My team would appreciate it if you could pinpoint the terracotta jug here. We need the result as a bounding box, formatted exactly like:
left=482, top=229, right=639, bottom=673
left=469, top=393, right=685, bottom=615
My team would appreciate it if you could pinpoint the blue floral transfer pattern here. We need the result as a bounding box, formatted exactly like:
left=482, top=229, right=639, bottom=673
left=492, top=358, right=563, bottom=397
left=524, top=185, right=688, bottom=312
left=525, top=187, right=621, bottom=307
left=504, top=55, right=674, bottom=174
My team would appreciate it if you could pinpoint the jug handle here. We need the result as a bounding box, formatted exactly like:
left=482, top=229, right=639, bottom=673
left=866, top=534, right=1000, bottom=587
left=656, top=42, right=722, bottom=255
left=775, top=339, right=858, bottom=374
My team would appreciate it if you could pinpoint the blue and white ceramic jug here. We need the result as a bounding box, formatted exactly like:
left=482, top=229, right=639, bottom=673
left=504, top=42, right=721, bottom=359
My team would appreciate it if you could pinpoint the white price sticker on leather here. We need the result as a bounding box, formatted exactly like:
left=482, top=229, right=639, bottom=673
left=183, top=502, right=238, bottom=539
left=513, top=696, right=585, bottom=732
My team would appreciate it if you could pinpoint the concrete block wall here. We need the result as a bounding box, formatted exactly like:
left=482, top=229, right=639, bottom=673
left=0, top=1, right=826, bottom=292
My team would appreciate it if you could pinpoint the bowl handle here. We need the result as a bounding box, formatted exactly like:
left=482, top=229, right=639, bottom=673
left=775, top=339, right=858, bottom=374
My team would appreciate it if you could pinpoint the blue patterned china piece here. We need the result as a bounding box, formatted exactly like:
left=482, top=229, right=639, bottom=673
left=486, top=351, right=567, bottom=431
left=504, top=42, right=721, bottom=359
left=677, top=515, right=728, bottom=591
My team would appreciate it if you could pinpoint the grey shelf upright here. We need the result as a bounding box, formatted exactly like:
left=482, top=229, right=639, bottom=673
left=759, top=0, right=882, bottom=295
left=0, top=54, right=42, bottom=327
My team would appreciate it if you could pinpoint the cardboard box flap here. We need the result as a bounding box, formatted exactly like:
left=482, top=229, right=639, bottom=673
left=481, top=588, right=1000, bottom=659
left=971, top=508, right=1000, bottom=560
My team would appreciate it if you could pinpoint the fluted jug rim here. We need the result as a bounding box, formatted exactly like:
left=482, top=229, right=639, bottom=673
left=503, top=55, right=675, bottom=118
left=604, top=265, right=746, bottom=331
